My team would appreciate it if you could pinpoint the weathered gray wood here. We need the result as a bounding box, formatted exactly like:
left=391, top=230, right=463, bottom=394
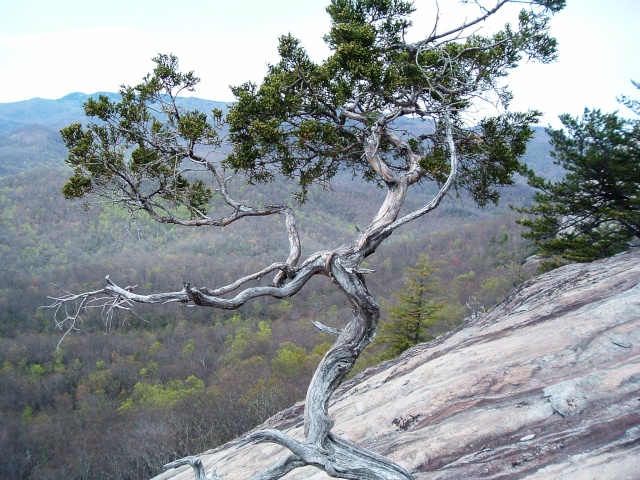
left=49, top=2, right=554, bottom=475
left=163, top=456, right=221, bottom=480
left=54, top=111, right=461, bottom=480
left=164, top=250, right=640, bottom=480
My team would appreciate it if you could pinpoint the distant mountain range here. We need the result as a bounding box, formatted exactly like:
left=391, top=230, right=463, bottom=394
left=0, top=93, right=229, bottom=177
left=0, top=93, right=563, bottom=180
left=0, top=92, right=229, bottom=134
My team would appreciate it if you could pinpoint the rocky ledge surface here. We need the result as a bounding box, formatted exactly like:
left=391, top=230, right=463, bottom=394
left=157, top=250, right=640, bottom=479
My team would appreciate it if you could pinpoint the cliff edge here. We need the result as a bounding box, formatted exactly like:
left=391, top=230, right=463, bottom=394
left=157, top=250, right=640, bottom=479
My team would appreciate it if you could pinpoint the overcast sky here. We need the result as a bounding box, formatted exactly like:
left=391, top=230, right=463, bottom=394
left=1, top=0, right=638, bottom=126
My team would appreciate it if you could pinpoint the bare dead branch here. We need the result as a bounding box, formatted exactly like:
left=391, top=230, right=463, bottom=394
left=163, top=456, right=222, bottom=480
left=311, top=321, right=342, bottom=337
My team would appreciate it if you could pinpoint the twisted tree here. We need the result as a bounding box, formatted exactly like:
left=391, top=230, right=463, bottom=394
left=50, top=1, right=564, bottom=478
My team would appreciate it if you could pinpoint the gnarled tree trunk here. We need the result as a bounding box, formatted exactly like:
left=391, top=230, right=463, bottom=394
left=49, top=1, right=564, bottom=477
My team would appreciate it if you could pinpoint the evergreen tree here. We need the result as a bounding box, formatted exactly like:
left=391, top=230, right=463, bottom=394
left=518, top=91, right=640, bottom=267
left=377, top=254, right=443, bottom=359
left=53, top=1, right=565, bottom=477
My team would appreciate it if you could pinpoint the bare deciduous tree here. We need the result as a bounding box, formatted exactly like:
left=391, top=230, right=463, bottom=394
left=48, top=1, right=564, bottom=478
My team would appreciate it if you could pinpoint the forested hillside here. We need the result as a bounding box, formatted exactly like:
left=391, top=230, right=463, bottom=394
left=0, top=94, right=552, bottom=479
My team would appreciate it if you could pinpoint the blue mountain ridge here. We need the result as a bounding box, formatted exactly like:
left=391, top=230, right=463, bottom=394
left=0, top=94, right=560, bottom=180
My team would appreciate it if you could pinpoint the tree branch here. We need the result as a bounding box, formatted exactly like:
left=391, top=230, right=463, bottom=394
left=163, top=456, right=222, bottom=480
left=382, top=108, right=460, bottom=235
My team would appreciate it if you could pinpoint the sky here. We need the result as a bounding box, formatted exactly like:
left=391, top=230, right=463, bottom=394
left=1, top=0, right=638, bottom=127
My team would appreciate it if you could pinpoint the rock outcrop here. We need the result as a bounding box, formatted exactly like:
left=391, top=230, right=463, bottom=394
left=157, top=250, right=640, bottom=480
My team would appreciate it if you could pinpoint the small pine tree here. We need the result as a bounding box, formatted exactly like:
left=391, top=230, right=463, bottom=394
left=518, top=85, right=640, bottom=267
left=376, top=254, right=443, bottom=360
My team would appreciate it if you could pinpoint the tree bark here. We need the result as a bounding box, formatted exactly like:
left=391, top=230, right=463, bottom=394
left=56, top=102, right=467, bottom=479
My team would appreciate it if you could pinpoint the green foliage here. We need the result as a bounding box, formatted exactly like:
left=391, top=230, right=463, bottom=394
left=86, top=368, right=117, bottom=396
left=181, top=338, right=196, bottom=357
left=271, top=342, right=309, bottom=379
left=28, top=363, right=46, bottom=379
left=518, top=91, right=640, bottom=266
left=457, top=112, right=540, bottom=206
left=119, top=375, right=204, bottom=411
left=60, top=54, right=219, bottom=218
left=375, top=254, right=444, bottom=360
left=222, top=320, right=273, bottom=364
left=148, top=340, right=163, bottom=356
left=22, top=406, right=34, bottom=422
left=224, top=325, right=252, bottom=360
left=226, top=0, right=561, bottom=201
